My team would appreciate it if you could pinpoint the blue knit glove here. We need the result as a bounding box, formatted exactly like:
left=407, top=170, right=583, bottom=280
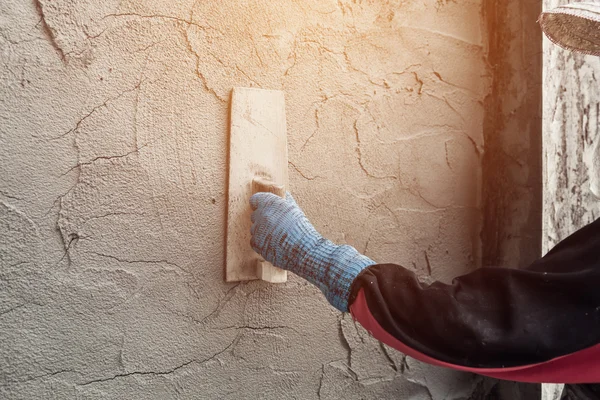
left=249, top=192, right=375, bottom=312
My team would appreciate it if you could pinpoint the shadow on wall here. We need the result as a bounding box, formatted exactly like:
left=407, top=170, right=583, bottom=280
left=482, top=0, right=543, bottom=270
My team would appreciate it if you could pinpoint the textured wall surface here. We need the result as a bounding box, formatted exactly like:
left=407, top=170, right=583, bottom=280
left=541, top=1, right=600, bottom=399
left=543, top=0, right=600, bottom=253
left=1, top=1, right=490, bottom=398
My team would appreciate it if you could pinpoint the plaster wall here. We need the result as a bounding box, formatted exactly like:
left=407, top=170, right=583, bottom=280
left=1, top=0, right=489, bottom=398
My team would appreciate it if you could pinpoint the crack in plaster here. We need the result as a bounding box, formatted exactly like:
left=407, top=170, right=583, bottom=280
left=218, top=325, right=301, bottom=335
left=289, top=161, right=319, bottom=181
left=353, top=120, right=397, bottom=180
left=407, top=186, right=447, bottom=209
left=379, top=343, right=398, bottom=373
left=1, top=200, right=39, bottom=231
left=33, top=0, right=66, bottom=62
left=424, top=250, right=433, bottom=276
left=300, top=106, right=322, bottom=152
left=49, top=62, right=177, bottom=266
left=0, top=304, right=27, bottom=318
left=445, top=140, right=453, bottom=170
left=337, top=318, right=354, bottom=375
left=196, top=283, right=240, bottom=324
left=10, top=368, right=78, bottom=385
left=378, top=202, right=401, bottom=226
left=80, top=211, right=147, bottom=226
left=412, top=72, right=424, bottom=95
left=91, top=252, right=191, bottom=275
left=0, top=189, right=23, bottom=201
left=317, top=364, right=325, bottom=399
left=433, top=70, right=479, bottom=97
left=47, top=187, right=78, bottom=268
left=284, top=35, right=299, bottom=77
left=167, top=282, right=243, bottom=326
left=61, top=145, right=149, bottom=177
left=363, top=231, right=374, bottom=255
left=424, top=92, right=483, bottom=155
left=78, top=334, right=240, bottom=387
left=400, top=356, right=409, bottom=373
left=55, top=231, right=78, bottom=267
left=49, top=82, right=143, bottom=141
left=182, top=26, right=227, bottom=103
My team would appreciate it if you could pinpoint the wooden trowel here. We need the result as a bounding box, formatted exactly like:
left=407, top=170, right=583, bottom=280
left=225, top=87, right=289, bottom=283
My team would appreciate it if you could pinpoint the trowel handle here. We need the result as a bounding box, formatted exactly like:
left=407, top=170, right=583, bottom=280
left=252, top=177, right=285, bottom=198
left=252, top=177, right=288, bottom=284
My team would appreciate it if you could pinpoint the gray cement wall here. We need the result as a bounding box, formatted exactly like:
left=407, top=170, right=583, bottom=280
left=1, top=0, right=502, bottom=398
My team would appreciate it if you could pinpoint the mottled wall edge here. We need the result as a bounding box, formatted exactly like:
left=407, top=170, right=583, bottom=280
left=481, top=0, right=543, bottom=269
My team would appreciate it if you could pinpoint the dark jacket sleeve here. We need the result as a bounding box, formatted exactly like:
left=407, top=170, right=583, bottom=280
left=348, top=218, right=600, bottom=368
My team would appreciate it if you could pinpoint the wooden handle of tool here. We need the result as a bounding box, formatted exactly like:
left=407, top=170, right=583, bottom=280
left=252, top=177, right=285, bottom=197
left=252, top=177, right=288, bottom=283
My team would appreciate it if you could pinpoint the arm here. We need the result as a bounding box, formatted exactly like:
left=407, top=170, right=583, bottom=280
left=250, top=193, right=600, bottom=373
left=250, top=192, right=375, bottom=311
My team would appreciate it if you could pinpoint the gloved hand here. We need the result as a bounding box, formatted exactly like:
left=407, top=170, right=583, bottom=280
left=250, top=192, right=375, bottom=312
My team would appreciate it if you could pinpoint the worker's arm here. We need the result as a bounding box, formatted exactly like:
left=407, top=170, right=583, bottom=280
left=250, top=193, right=600, bottom=381
left=249, top=192, right=375, bottom=311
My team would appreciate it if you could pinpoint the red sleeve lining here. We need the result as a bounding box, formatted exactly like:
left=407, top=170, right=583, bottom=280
left=350, top=288, right=600, bottom=383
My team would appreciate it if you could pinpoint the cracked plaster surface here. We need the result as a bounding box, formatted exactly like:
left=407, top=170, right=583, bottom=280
left=1, top=0, right=489, bottom=398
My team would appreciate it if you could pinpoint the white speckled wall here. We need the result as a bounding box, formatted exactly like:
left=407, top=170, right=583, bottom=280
left=1, top=1, right=490, bottom=398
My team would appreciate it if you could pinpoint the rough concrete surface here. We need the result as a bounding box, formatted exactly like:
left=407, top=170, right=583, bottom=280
left=1, top=0, right=491, bottom=398
left=542, top=0, right=600, bottom=251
